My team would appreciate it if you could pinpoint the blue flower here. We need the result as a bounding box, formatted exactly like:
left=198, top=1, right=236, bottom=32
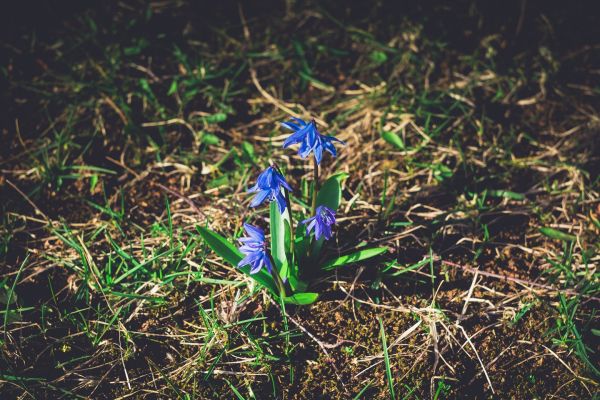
left=281, top=117, right=344, bottom=165
left=237, top=223, right=273, bottom=274
left=248, top=165, right=292, bottom=213
left=301, top=205, right=336, bottom=241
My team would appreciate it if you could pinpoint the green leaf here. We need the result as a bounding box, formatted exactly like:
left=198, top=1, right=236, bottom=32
left=383, top=257, right=431, bottom=277
left=201, top=133, right=221, bottom=145
left=369, top=50, right=388, bottom=64
left=203, top=112, right=227, bottom=124
left=284, top=219, right=292, bottom=253
left=432, top=163, right=452, bottom=182
left=539, top=227, right=576, bottom=242
left=207, top=175, right=229, bottom=189
left=284, top=218, right=306, bottom=291
left=322, top=247, right=388, bottom=271
left=289, top=221, right=308, bottom=292
left=196, top=226, right=242, bottom=265
left=90, top=174, right=98, bottom=193
left=489, top=190, right=525, bottom=200
left=284, top=292, right=319, bottom=305
left=196, top=226, right=277, bottom=294
left=298, top=71, right=335, bottom=92
left=288, top=274, right=308, bottom=293
left=379, top=317, right=396, bottom=399
left=167, top=80, right=178, bottom=96
left=316, top=172, right=348, bottom=211
left=241, top=141, right=256, bottom=163
left=381, top=131, right=405, bottom=150
left=294, top=221, right=309, bottom=263
left=270, top=200, right=289, bottom=279
left=590, top=214, right=600, bottom=230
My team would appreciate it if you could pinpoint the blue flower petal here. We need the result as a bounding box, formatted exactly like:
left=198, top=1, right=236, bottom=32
left=291, top=117, right=307, bottom=126
left=323, top=140, right=337, bottom=157
left=276, top=191, right=287, bottom=213
left=249, top=256, right=265, bottom=274
left=305, top=218, right=317, bottom=235
left=313, top=141, right=323, bottom=164
left=280, top=116, right=344, bottom=165
left=256, top=167, right=274, bottom=188
left=249, top=189, right=270, bottom=208
left=281, top=121, right=301, bottom=131
left=237, top=223, right=273, bottom=274
left=247, top=183, right=260, bottom=193
left=298, top=144, right=310, bottom=159
left=302, top=205, right=336, bottom=241
left=283, top=124, right=311, bottom=148
left=238, top=251, right=260, bottom=268
left=275, top=173, right=293, bottom=192
left=281, top=117, right=307, bottom=132
left=314, top=219, right=323, bottom=240
left=323, top=224, right=332, bottom=240
left=263, top=253, right=273, bottom=273
left=247, top=166, right=292, bottom=210
left=243, top=223, right=264, bottom=241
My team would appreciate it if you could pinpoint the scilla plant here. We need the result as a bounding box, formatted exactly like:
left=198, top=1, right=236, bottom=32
left=197, top=116, right=386, bottom=305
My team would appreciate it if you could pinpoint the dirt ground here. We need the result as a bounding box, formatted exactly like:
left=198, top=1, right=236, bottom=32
left=1, top=1, right=599, bottom=398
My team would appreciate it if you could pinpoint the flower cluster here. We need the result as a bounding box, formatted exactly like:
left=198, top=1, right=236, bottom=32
left=247, top=166, right=291, bottom=213
left=238, top=117, right=343, bottom=274
left=198, top=111, right=386, bottom=304
left=302, top=205, right=336, bottom=241
left=281, top=118, right=345, bottom=165
left=237, top=223, right=272, bottom=274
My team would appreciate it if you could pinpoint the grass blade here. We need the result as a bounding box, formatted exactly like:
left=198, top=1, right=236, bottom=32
left=379, top=317, right=395, bottom=399
left=322, top=247, right=387, bottom=271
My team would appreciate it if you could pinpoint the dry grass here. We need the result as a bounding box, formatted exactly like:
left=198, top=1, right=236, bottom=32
left=1, top=1, right=599, bottom=398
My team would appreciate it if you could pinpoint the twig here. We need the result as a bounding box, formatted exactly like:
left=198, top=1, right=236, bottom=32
left=456, top=324, right=495, bottom=394
left=101, top=94, right=128, bottom=125
left=141, top=118, right=197, bottom=137
left=461, top=270, right=479, bottom=317
left=155, top=183, right=207, bottom=220
left=6, top=179, right=51, bottom=223
left=541, top=344, right=594, bottom=392
left=441, top=260, right=600, bottom=302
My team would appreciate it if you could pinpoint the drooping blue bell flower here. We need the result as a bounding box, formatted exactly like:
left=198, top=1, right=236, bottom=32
left=281, top=117, right=344, bottom=165
left=301, top=205, right=336, bottom=241
left=248, top=165, right=292, bottom=213
left=237, top=223, right=273, bottom=274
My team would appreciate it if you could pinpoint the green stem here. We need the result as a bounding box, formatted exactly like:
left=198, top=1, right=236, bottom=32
left=308, top=157, right=319, bottom=261
left=311, top=157, right=319, bottom=216
left=284, top=189, right=295, bottom=258
left=272, top=163, right=295, bottom=259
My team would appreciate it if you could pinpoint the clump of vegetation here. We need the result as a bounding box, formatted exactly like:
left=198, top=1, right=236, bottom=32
left=1, top=1, right=598, bottom=398
left=199, top=116, right=385, bottom=304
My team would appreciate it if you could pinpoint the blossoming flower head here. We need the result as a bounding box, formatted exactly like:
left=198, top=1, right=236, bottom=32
left=237, top=223, right=272, bottom=274
left=281, top=117, right=344, bottom=165
left=248, top=165, right=292, bottom=213
left=302, top=205, right=336, bottom=241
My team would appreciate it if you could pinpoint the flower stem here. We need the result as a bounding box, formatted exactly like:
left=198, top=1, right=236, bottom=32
left=284, top=189, right=295, bottom=258
left=272, top=163, right=295, bottom=259
left=311, top=157, right=319, bottom=216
